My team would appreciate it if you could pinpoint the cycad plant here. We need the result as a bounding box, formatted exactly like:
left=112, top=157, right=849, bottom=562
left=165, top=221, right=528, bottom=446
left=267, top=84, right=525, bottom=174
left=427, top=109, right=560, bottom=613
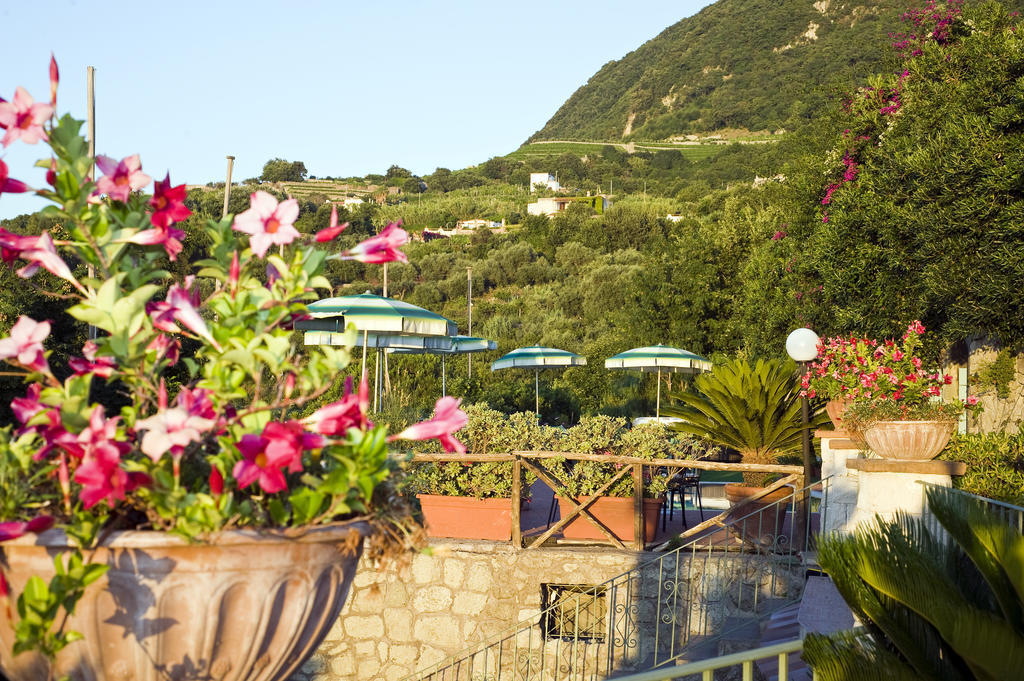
left=663, top=358, right=819, bottom=485
left=804, top=486, right=1024, bottom=680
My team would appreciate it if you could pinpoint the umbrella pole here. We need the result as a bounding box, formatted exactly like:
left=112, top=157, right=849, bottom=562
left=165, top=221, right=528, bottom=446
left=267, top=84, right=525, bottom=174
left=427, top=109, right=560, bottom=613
left=374, top=349, right=379, bottom=413
left=656, top=367, right=662, bottom=422
left=442, top=355, right=446, bottom=398
left=535, top=369, right=539, bottom=417
left=361, top=330, right=367, bottom=379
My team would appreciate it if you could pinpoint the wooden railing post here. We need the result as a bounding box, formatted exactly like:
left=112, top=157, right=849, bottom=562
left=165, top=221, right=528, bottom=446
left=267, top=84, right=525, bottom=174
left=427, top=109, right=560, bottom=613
left=512, top=456, right=522, bottom=548
left=633, top=463, right=644, bottom=552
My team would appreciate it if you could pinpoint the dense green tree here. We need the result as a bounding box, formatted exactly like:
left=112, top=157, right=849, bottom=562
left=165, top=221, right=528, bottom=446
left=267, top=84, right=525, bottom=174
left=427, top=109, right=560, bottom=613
left=259, top=158, right=307, bottom=182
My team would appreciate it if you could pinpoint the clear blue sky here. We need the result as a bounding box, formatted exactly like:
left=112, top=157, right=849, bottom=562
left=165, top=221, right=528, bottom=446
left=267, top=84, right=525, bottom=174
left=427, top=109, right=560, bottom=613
left=0, top=0, right=712, bottom=219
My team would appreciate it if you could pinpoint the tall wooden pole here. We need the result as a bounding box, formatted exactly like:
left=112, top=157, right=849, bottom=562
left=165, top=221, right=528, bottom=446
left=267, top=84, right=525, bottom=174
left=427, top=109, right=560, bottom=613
left=467, top=266, right=473, bottom=379
left=222, top=156, right=235, bottom=218
left=86, top=67, right=97, bottom=341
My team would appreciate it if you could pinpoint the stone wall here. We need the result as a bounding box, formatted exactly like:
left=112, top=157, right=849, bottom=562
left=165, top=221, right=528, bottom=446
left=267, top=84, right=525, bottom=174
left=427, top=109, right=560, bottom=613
left=288, top=540, right=803, bottom=681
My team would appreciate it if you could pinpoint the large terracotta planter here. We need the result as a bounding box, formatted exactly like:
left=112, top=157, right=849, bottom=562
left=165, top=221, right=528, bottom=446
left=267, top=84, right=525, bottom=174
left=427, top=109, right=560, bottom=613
left=416, top=494, right=512, bottom=541
left=825, top=398, right=852, bottom=428
left=863, top=420, right=956, bottom=460
left=0, top=522, right=368, bottom=681
left=724, top=483, right=793, bottom=550
left=555, top=496, right=663, bottom=543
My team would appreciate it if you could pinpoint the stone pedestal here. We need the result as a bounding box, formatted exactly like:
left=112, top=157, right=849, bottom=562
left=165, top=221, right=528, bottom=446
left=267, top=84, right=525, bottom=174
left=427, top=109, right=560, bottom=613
left=817, top=429, right=966, bottom=536
left=844, top=458, right=965, bottom=530
left=817, top=430, right=863, bottom=535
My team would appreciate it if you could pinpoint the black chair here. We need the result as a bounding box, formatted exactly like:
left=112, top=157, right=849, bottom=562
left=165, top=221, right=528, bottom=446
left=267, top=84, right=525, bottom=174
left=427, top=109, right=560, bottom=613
left=662, top=468, right=704, bottom=531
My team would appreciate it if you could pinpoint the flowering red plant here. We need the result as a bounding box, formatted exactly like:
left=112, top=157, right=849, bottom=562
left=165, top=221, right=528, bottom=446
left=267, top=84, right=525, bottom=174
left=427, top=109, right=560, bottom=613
left=0, top=57, right=460, bottom=667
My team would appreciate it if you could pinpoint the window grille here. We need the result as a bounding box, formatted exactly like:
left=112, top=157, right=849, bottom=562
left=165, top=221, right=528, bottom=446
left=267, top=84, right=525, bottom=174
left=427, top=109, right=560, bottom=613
left=541, top=583, right=607, bottom=642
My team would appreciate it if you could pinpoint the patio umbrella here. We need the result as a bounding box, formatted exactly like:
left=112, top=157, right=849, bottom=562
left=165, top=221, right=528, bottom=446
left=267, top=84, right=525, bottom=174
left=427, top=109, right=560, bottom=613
left=388, top=336, right=498, bottom=397
left=491, top=345, right=586, bottom=415
left=604, top=344, right=711, bottom=421
left=297, top=292, right=458, bottom=408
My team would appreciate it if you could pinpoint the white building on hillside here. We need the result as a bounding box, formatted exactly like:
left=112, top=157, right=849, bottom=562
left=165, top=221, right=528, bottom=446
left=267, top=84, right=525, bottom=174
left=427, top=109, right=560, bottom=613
left=529, top=172, right=560, bottom=192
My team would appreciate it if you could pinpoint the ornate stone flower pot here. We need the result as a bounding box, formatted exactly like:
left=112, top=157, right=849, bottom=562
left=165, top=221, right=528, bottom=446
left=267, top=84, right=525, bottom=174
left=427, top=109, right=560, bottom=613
left=825, top=398, right=852, bottom=428
left=416, top=494, right=512, bottom=541
left=0, top=521, right=368, bottom=681
left=555, top=496, right=663, bottom=543
left=862, top=420, right=956, bottom=460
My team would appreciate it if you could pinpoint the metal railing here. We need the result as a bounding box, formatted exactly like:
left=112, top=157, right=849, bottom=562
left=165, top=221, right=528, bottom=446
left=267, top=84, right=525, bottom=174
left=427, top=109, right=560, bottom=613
left=919, top=482, right=1024, bottom=536
left=408, top=478, right=829, bottom=681
left=587, top=638, right=806, bottom=681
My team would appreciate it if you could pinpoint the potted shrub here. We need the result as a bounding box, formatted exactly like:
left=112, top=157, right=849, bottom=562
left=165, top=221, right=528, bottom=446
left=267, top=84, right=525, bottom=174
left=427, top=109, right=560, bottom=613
left=0, top=60, right=464, bottom=681
left=800, top=334, right=879, bottom=429
left=839, top=322, right=979, bottom=460
left=547, top=417, right=700, bottom=543
left=403, top=405, right=542, bottom=540
left=665, top=358, right=827, bottom=545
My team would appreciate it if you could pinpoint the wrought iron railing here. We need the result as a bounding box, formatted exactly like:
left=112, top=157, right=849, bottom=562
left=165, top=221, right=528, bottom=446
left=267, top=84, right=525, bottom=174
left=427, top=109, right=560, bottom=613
left=919, top=482, right=1024, bottom=535
left=407, top=478, right=829, bottom=681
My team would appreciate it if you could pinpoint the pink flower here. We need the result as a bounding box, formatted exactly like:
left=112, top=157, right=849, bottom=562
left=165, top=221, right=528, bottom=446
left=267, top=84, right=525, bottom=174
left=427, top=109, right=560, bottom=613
left=73, top=406, right=143, bottom=509
left=771, top=230, right=787, bottom=241
left=148, top=173, right=192, bottom=229
left=389, top=396, right=468, bottom=453
left=209, top=466, right=224, bottom=496
left=49, top=54, right=59, bottom=107
left=315, top=205, right=348, bottom=242
left=228, top=251, right=240, bottom=297
left=232, top=433, right=291, bottom=494
left=0, top=158, right=31, bottom=196
left=966, top=395, right=978, bottom=406
left=68, top=340, right=117, bottom=378
left=14, top=232, right=87, bottom=294
left=304, top=376, right=372, bottom=436
left=0, top=87, right=53, bottom=148
left=341, top=222, right=408, bottom=264
left=146, top=333, right=180, bottom=366
left=95, top=154, right=151, bottom=203
left=134, top=404, right=216, bottom=462
left=262, top=421, right=323, bottom=474
left=232, top=191, right=300, bottom=258
left=147, top=278, right=221, bottom=350
left=0, top=316, right=50, bottom=372
left=0, top=515, right=55, bottom=542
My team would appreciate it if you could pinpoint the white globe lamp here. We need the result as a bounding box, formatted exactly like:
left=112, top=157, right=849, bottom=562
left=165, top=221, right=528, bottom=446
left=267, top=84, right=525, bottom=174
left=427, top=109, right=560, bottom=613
left=786, top=328, right=820, bottom=363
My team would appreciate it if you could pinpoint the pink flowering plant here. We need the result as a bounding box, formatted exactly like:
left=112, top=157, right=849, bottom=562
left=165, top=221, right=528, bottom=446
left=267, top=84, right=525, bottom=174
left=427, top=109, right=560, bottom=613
left=0, top=58, right=457, bottom=666
left=801, top=321, right=978, bottom=426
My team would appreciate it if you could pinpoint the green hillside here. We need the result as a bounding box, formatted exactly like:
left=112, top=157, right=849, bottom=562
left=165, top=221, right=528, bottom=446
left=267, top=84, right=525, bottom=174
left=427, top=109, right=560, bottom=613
left=528, top=0, right=1024, bottom=141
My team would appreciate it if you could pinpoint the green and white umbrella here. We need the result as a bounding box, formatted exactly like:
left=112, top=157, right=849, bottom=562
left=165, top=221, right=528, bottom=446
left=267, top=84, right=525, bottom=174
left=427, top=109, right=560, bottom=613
left=604, top=344, right=711, bottom=420
left=297, top=292, right=457, bottom=337
left=491, top=345, right=586, bottom=415
left=389, top=336, right=498, bottom=397
left=297, top=292, right=458, bottom=409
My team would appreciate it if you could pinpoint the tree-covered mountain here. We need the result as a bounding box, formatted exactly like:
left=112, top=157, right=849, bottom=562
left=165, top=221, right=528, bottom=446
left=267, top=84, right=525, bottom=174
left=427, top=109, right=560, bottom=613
left=529, top=0, right=1022, bottom=141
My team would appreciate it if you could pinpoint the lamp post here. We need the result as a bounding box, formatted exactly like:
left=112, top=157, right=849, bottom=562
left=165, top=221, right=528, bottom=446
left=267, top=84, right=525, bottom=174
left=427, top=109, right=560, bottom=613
left=786, top=327, right=819, bottom=551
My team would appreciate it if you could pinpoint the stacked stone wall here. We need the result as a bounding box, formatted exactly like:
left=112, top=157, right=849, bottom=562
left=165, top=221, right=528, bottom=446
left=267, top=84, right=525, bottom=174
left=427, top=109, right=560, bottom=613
left=290, top=540, right=802, bottom=681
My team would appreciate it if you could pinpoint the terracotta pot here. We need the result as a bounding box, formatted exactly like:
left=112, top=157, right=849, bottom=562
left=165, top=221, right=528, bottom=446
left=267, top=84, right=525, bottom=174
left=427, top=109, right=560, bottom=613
left=863, top=420, right=956, bottom=460
left=0, top=522, right=367, bottom=681
left=555, top=496, right=663, bottom=543
left=723, top=483, right=793, bottom=550
left=417, top=494, right=512, bottom=541
left=825, top=397, right=852, bottom=428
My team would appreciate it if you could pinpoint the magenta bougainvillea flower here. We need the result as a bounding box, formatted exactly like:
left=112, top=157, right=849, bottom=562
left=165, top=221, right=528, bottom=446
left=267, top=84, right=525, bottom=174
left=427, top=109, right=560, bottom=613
left=69, top=340, right=118, bottom=378
left=148, top=173, right=191, bottom=229
left=0, top=158, right=31, bottom=196
left=315, top=204, right=348, bottom=242
left=389, top=396, right=468, bottom=453
left=0, top=315, right=50, bottom=373
left=147, top=278, right=221, bottom=349
left=11, top=231, right=87, bottom=293
left=95, top=154, right=151, bottom=203
left=232, top=191, right=301, bottom=258
left=341, top=222, right=409, bottom=264
left=232, top=433, right=292, bottom=494
left=0, top=87, right=53, bottom=148
left=304, top=376, right=372, bottom=436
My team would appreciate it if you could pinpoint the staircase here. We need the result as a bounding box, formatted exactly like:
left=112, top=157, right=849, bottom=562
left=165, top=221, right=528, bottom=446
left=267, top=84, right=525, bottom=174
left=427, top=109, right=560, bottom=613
left=407, top=479, right=828, bottom=681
